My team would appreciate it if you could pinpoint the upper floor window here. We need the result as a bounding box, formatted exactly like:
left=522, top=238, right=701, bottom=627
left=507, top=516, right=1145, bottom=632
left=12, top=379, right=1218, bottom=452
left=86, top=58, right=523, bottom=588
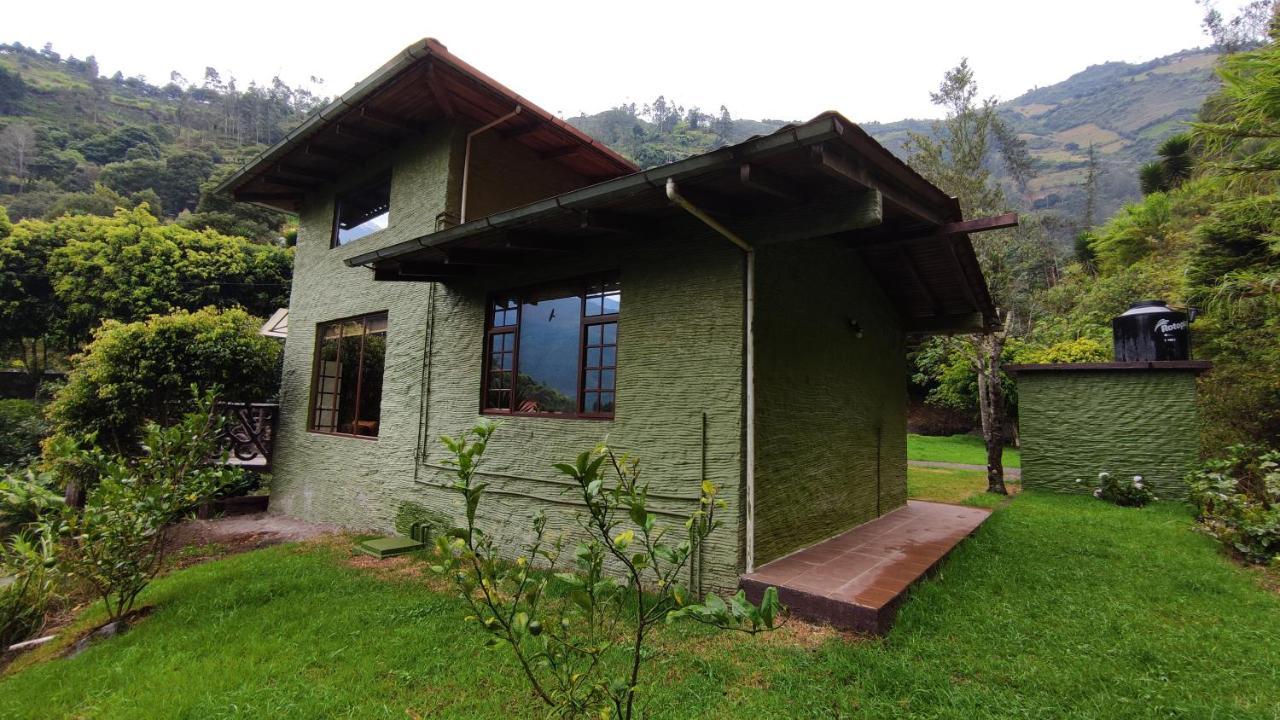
left=483, top=274, right=619, bottom=418
left=310, top=312, right=388, bottom=437
left=333, top=174, right=390, bottom=246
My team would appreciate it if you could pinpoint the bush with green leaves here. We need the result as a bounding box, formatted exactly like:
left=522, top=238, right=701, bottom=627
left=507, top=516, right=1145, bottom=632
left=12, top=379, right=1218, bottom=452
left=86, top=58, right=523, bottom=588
left=1187, top=445, right=1280, bottom=565
left=0, top=399, right=46, bottom=468
left=0, top=528, right=60, bottom=647
left=1079, top=471, right=1156, bottom=507
left=51, top=392, right=243, bottom=621
left=45, top=306, right=280, bottom=454
left=0, top=468, right=62, bottom=533
left=432, top=422, right=781, bottom=719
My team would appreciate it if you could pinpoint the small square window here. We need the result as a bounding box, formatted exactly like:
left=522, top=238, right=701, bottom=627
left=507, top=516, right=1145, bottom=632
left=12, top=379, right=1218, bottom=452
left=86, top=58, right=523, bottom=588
left=333, top=174, right=390, bottom=246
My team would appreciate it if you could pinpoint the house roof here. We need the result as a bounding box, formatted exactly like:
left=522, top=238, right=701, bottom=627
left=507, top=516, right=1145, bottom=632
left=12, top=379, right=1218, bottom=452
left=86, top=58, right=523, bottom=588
left=214, top=38, right=637, bottom=211
left=344, top=111, right=1004, bottom=334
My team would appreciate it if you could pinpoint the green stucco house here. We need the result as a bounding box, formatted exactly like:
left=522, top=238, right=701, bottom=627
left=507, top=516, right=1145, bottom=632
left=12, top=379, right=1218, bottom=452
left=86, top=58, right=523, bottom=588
left=218, top=39, right=1000, bottom=594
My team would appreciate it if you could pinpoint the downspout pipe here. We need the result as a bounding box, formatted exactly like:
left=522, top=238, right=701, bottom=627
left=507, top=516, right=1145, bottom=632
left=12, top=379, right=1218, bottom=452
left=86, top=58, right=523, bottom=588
left=460, top=106, right=523, bottom=223
left=665, top=178, right=757, bottom=573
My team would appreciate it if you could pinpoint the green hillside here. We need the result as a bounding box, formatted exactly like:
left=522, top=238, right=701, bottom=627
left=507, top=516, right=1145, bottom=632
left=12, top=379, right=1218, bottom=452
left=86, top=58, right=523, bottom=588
left=0, top=42, right=317, bottom=239
left=0, top=41, right=1220, bottom=246
left=570, top=50, right=1220, bottom=246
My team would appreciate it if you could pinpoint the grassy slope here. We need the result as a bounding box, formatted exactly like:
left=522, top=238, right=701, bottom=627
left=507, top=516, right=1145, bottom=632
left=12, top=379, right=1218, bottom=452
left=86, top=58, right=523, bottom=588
left=908, top=433, right=1022, bottom=468
left=907, top=466, right=1013, bottom=505
left=3, top=492, right=1277, bottom=719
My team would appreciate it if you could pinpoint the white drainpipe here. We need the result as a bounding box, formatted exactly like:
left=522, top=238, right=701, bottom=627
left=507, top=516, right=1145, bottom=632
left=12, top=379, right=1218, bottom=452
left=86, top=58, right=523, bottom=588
left=665, top=178, right=757, bottom=573
left=460, top=105, right=523, bottom=223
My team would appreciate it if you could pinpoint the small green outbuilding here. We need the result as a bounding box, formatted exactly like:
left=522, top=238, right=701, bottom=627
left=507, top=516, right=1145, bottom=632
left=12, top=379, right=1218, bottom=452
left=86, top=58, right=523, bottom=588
left=1010, top=361, right=1212, bottom=500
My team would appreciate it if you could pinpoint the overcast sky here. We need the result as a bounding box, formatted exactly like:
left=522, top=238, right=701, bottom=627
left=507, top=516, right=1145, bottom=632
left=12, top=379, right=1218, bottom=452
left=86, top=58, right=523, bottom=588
left=6, top=0, right=1243, bottom=124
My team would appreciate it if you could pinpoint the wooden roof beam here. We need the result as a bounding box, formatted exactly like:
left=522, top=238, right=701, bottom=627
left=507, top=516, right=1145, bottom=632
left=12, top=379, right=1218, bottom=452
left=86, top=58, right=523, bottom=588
left=335, top=123, right=397, bottom=149
left=852, top=212, right=1020, bottom=248
left=739, top=163, right=803, bottom=204
left=905, top=312, right=987, bottom=335
left=540, top=145, right=582, bottom=160
left=500, top=121, right=545, bottom=139
left=811, top=144, right=949, bottom=225
left=305, top=144, right=362, bottom=165
left=360, top=107, right=422, bottom=133
left=234, top=191, right=301, bottom=202
left=275, top=163, right=337, bottom=182
left=444, top=248, right=526, bottom=266
left=503, top=232, right=583, bottom=254
left=425, top=61, right=455, bottom=118
left=578, top=210, right=646, bottom=235
left=896, top=246, right=944, bottom=317
left=260, top=175, right=317, bottom=190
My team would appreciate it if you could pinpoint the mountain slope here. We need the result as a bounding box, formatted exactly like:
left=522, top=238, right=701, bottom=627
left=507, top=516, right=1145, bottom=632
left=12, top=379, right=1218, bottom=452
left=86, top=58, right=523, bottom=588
left=572, top=49, right=1221, bottom=242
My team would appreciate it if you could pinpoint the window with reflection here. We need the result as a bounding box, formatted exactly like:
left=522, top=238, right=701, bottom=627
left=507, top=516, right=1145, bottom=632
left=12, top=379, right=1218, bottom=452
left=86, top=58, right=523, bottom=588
left=483, top=274, right=619, bottom=418
left=333, top=174, right=390, bottom=246
left=310, top=312, right=387, bottom=437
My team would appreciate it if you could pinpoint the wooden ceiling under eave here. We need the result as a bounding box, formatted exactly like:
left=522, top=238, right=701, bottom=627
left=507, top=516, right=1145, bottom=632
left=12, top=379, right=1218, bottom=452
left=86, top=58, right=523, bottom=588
left=225, top=39, right=637, bottom=212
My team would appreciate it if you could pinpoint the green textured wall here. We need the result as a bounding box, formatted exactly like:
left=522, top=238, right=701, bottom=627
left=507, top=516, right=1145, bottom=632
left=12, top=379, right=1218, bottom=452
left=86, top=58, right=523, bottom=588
left=271, top=119, right=750, bottom=590
left=269, top=121, right=464, bottom=539
left=1017, top=370, right=1200, bottom=499
left=752, top=241, right=907, bottom=565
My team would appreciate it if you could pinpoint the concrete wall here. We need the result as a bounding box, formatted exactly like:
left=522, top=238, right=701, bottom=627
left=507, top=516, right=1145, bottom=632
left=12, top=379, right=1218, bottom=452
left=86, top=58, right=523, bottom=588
left=271, top=116, right=749, bottom=590
left=1017, top=369, right=1200, bottom=499
left=751, top=241, right=907, bottom=565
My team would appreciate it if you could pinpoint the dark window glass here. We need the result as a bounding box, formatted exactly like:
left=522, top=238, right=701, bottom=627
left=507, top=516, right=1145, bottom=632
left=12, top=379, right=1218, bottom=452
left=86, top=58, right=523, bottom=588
left=333, top=175, right=390, bottom=246
left=310, top=312, right=387, bottom=437
left=483, top=274, right=620, bottom=418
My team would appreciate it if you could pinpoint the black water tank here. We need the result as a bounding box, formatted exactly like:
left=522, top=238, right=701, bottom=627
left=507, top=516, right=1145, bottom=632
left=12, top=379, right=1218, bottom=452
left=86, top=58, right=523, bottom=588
left=1112, top=300, right=1190, bottom=361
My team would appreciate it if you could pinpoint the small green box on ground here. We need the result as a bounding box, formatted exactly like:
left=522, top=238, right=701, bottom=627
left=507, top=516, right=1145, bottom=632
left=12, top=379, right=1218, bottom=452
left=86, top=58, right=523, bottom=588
left=355, top=536, right=425, bottom=559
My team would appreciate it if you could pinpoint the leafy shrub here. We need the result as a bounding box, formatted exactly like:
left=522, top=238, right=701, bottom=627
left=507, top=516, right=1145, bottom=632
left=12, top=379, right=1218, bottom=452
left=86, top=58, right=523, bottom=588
left=0, top=468, right=62, bottom=532
left=1187, top=445, right=1280, bottom=565
left=433, top=423, right=781, bottom=719
left=0, top=399, right=46, bottom=467
left=51, top=392, right=243, bottom=621
left=1079, top=471, right=1156, bottom=507
left=1014, top=337, right=1110, bottom=364
left=0, top=529, right=60, bottom=647
left=45, top=306, right=280, bottom=453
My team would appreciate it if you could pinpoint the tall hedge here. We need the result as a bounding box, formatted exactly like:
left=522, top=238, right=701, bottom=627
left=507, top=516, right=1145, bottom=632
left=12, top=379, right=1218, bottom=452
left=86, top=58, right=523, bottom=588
left=45, top=306, right=281, bottom=451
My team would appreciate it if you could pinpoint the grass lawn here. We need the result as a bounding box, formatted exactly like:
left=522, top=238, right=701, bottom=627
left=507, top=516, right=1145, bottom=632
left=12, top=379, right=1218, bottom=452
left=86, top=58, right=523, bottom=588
left=908, top=433, right=1021, bottom=468
left=907, top=466, right=1015, bottom=505
left=3, top=494, right=1278, bottom=718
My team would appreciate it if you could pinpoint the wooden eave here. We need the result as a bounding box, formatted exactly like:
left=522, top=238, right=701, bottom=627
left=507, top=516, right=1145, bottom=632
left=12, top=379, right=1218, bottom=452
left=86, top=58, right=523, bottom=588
left=215, top=38, right=637, bottom=212
left=344, top=112, right=1004, bottom=335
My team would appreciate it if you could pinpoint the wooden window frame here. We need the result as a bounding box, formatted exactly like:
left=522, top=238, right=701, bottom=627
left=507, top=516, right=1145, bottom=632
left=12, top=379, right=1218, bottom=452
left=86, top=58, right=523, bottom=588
left=307, top=311, right=388, bottom=439
left=481, top=273, right=619, bottom=420
left=331, top=172, right=391, bottom=248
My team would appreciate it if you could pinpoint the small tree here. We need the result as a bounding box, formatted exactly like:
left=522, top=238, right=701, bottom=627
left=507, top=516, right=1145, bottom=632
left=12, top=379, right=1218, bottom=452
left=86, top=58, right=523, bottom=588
left=45, top=306, right=280, bottom=455
left=433, top=422, right=782, bottom=719
left=51, top=391, right=242, bottom=622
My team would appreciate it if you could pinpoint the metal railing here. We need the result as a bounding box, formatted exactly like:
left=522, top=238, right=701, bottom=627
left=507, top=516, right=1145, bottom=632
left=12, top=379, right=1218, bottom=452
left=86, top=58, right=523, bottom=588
left=213, top=402, right=279, bottom=471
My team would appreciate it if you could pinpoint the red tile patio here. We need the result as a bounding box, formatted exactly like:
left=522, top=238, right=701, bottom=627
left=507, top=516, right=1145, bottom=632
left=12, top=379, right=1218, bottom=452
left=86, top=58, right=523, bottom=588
left=740, top=500, right=991, bottom=634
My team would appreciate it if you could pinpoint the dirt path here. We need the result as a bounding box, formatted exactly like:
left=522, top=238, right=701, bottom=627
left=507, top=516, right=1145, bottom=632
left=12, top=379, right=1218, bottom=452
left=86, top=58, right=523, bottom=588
left=908, top=460, right=1023, bottom=479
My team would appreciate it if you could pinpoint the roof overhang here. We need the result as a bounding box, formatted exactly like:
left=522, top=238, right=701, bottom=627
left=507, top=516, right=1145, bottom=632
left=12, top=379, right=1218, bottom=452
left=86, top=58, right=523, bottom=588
left=215, top=38, right=637, bottom=212
left=343, top=112, right=1004, bottom=335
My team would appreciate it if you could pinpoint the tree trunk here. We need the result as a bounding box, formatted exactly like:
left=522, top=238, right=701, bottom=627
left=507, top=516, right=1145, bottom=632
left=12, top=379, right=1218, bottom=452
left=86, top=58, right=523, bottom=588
left=975, top=328, right=1009, bottom=495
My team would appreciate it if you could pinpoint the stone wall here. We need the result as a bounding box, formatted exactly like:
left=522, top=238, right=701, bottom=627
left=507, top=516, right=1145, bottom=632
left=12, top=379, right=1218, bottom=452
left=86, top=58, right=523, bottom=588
left=1016, top=367, right=1201, bottom=499
left=751, top=241, right=907, bottom=566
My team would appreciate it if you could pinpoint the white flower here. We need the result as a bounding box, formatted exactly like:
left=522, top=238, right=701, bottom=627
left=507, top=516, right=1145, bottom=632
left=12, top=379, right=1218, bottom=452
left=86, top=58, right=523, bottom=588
left=1093, top=489, right=1102, bottom=498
